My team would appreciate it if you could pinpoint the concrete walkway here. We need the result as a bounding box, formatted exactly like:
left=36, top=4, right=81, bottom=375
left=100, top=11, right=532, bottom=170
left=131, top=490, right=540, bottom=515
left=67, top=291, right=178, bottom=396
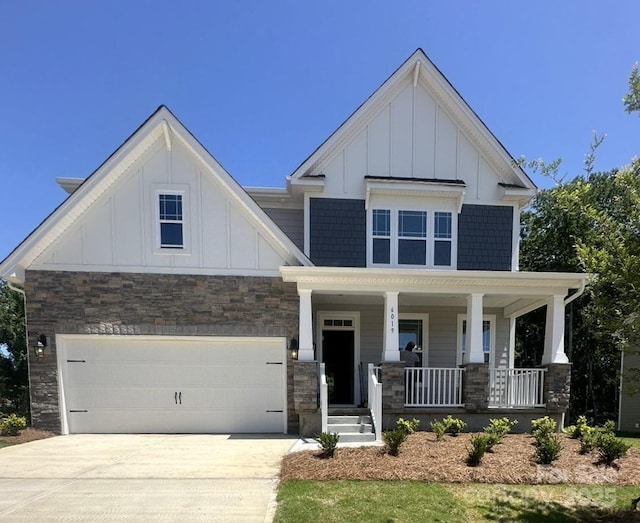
left=0, top=434, right=296, bottom=522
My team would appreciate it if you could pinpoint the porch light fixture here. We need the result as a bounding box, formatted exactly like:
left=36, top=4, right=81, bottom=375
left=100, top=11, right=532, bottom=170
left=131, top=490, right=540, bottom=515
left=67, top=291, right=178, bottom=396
left=33, top=334, right=47, bottom=359
left=288, top=338, right=298, bottom=360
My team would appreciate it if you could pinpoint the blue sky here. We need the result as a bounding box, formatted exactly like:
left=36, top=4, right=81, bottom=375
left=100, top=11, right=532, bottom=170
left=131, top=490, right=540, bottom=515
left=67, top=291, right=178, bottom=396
left=1, top=1, right=638, bottom=262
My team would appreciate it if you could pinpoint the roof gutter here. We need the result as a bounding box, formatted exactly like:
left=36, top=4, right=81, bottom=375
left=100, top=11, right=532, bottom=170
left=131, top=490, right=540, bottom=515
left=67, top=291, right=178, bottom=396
left=564, top=276, right=586, bottom=306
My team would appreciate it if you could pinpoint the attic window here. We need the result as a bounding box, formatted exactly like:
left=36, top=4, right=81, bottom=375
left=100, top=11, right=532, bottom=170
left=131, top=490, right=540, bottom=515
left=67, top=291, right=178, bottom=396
left=158, top=193, right=184, bottom=249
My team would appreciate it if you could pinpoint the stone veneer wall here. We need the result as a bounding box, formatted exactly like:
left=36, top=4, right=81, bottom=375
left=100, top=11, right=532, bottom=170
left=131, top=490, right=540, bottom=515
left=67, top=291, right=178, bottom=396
left=24, top=270, right=299, bottom=433
left=462, top=363, right=489, bottom=412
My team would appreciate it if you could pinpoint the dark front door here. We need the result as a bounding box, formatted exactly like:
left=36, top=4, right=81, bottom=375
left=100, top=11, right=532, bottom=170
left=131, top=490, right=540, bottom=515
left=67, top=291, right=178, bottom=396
left=322, top=330, right=354, bottom=404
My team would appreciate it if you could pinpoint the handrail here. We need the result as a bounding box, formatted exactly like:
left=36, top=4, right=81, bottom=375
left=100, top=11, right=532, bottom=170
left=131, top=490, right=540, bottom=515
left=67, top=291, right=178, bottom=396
left=489, top=368, right=546, bottom=407
left=404, top=367, right=464, bottom=407
left=320, top=362, right=328, bottom=433
left=368, top=363, right=383, bottom=441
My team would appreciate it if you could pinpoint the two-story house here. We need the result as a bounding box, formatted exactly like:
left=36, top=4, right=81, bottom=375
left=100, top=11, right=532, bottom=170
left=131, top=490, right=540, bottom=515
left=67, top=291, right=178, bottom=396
left=0, top=49, right=586, bottom=437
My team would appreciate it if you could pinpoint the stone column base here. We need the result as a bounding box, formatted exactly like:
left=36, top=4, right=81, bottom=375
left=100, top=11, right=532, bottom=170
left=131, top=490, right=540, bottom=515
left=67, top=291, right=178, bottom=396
left=544, top=363, right=571, bottom=413
left=293, top=360, right=318, bottom=412
left=462, top=363, right=489, bottom=412
left=381, top=362, right=405, bottom=411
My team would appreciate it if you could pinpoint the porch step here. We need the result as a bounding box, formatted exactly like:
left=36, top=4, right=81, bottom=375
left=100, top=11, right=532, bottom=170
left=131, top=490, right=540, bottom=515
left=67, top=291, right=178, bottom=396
left=326, top=414, right=375, bottom=444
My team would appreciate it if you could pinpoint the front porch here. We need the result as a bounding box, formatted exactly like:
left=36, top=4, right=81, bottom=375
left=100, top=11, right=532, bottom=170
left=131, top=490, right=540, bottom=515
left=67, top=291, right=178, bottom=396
left=283, top=267, right=585, bottom=437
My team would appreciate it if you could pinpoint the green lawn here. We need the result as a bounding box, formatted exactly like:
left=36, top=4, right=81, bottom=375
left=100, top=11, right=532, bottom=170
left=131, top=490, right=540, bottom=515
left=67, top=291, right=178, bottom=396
left=0, top=441, right=12, bottom=449
left=274, top=481, right=640, bottom=523
left=618, top=432, right=640, bottom=449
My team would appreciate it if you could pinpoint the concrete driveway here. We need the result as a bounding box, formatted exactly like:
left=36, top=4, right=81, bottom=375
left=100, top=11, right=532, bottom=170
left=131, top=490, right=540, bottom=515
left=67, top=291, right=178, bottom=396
left=0, top=434, right=297, bottom=522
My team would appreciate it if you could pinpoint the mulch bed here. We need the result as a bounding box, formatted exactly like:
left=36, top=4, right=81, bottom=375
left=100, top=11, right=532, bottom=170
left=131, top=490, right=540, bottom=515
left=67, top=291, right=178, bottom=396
left=0, top=427, right=55, bottom=447
left=281, top=433, right=640, bottom=485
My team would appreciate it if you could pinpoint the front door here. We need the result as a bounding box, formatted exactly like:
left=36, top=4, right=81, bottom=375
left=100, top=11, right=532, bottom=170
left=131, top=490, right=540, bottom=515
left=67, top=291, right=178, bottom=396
left=322, top=330, right=354, bottom=404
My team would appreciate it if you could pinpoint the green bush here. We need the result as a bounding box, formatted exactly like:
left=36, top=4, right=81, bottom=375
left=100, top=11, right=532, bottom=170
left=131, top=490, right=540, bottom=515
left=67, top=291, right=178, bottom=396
left=596, top=432, right=631, bottom=465
left=0, top=414, right=27, bottom=436
left=467, top=434, right=489, bottom=466
left=430, top=420, right=446, bottom=441
left=383, top=428, right=407, bottom=456
left=531, top=416, right=557, bottom=440
left=316, top=432, right=339, bottom=458
left=534, top=433, right=562, bottom=464
left=578, top=429, right=597, bottom=454
left=396, top=417, right=420, bottom=435
left=601, top=420, right=616, bottom=435
left=484, top=417, right=517, bottom=445
left=566, top=415, right=591, bottom=439
left=443, top=415, right=467, bottom=436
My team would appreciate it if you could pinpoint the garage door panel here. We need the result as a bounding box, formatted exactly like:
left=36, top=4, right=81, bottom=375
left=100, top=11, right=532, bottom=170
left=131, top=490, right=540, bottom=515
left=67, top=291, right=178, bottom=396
left=60, top=336, right=286, bottom=434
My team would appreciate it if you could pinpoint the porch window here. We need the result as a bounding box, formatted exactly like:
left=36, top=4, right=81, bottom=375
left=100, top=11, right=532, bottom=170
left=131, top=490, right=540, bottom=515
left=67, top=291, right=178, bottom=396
left=457, top=315, right=495, bottom=365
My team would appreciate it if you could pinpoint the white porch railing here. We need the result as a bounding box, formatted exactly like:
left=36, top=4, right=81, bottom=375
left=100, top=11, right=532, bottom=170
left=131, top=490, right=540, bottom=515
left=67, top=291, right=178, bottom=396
left=405, top=367, right=464, bottom=407
left=368, top=364, right=382, bottom=441
left=319, top=363, right=328, bottom=433
left=489, top=368, right=546, bottom=408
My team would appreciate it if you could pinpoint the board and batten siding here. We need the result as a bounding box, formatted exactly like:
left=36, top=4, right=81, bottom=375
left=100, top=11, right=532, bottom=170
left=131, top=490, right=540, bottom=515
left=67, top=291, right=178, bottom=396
left=30, top=138, right=294, bottom=274
left=262, top=208, right=304, bottom=251
left=309, top=78, right=510, bottom=203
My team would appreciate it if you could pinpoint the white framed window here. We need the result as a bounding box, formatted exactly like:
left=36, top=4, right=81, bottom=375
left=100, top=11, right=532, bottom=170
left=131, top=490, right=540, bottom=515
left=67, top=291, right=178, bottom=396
left=372, top=209, right=391, bottom=264
left=457, top=314, right=496, bottom=366
left=154, top=187, right=189, bottom=253
left=399, top=313, right=429, bottom=366
left=369, top=208, right=456, bottom=268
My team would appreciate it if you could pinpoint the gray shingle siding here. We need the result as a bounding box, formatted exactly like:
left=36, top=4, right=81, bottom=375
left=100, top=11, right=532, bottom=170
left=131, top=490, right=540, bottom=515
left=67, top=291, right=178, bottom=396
left=310, top=198, right=366, bottom=267
left=262, top=208, right=304, bottom=251
left=457, top=204, right=513, bottom=271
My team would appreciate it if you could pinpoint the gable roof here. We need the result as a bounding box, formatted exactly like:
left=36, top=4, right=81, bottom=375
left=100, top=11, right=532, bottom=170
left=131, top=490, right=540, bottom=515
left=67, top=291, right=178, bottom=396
left=1, top=106, right=311, bottom=282
left=288, top=48, right=535, bottom=191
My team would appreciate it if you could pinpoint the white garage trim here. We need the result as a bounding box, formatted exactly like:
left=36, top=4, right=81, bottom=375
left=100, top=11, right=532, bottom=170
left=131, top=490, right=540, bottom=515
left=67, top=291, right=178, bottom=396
left=56, top=334, right=288, bottom=435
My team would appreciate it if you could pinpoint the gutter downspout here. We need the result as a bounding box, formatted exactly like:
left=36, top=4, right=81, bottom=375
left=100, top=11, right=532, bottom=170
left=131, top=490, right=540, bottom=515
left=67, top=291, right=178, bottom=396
left=618, top=350, right=624, bottom=431
left=564, top=277, right=586, bottom=307
left=5, top=280, right=33, bottom=426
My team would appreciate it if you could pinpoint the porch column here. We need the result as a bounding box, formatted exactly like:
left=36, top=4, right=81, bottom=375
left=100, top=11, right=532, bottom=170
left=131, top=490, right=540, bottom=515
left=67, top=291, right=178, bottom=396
left=298, top=289, right=314, bottom=361
left=382, top=291, right=400, bottom=362
left=542, top=294, right=568, bottom=364
left=463, top=293, right=484, bottom=364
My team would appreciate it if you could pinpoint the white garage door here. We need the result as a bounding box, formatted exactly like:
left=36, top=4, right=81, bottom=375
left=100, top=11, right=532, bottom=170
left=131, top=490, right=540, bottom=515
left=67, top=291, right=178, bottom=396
left=57, top=335, right=287, bottom=434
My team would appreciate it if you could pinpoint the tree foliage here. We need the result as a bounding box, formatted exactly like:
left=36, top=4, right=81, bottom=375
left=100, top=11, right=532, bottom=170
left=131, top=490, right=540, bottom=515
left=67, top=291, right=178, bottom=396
left=518, top=164, right=640, bottom=422
left=0, top=280, right=29, bottom=419
left=623, top=63, right=640, bottom=116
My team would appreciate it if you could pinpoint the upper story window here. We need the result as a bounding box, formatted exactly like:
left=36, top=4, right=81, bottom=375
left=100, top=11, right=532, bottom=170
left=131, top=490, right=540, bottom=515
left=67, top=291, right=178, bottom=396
left=372, top=209, right=391, bottom=263
left=159, top=193, right=184, bottom=248
left=369, top=208, right=455, bottom=268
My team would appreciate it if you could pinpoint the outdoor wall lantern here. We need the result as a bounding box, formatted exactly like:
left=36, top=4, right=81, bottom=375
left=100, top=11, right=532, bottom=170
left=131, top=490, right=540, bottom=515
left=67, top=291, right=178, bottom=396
left=288, top=338, right=298, bottom=360
left=33, top=334, right=47, bottom=359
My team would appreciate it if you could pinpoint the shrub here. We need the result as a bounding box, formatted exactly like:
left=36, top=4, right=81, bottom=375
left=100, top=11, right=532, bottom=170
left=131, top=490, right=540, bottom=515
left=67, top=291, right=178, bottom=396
left=566, top=415, right=590, bottom=439
left=467, top=434, right=489, bottom=466
left=430, top=420, right=446, bottom=441
left=601, top=420, right=616, bottom=435
left=396, top=417, right=420, bottom=435
left=383, top=428, right=407, bottom=456
left=578, top=429, right=597, bottom=454
left=316, top=432, right=339, bottom=458
left=443, top=415, right=467, bottom=436
left=531, top=416, right=557, bottom=440
left=534, top=433, right=562, bottom=464
left=0, top=414, right=27, bottom=436
left=484, top=417, right=517, bottom=444
left=596, top=433, right=631, bottom=465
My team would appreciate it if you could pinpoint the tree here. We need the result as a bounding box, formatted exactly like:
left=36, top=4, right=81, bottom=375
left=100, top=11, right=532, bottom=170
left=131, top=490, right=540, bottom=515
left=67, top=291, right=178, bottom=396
left=0, top=280, right=29, bottom=419
left=518, top=170, right=624, bottom=423
left=623, top=63, right=640, bottom=116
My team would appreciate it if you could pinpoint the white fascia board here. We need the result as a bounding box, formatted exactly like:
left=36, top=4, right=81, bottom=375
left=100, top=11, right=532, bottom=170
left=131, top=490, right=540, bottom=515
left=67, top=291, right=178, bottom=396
left=500, top=185, right=538, bottom=203
left=0, top=114, right=166, bottom=282
left=365, top=179, right=466, bottom=211
left=280, top=266, right=587, bottom=295
left=162, top=113, right=312, bottom=267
